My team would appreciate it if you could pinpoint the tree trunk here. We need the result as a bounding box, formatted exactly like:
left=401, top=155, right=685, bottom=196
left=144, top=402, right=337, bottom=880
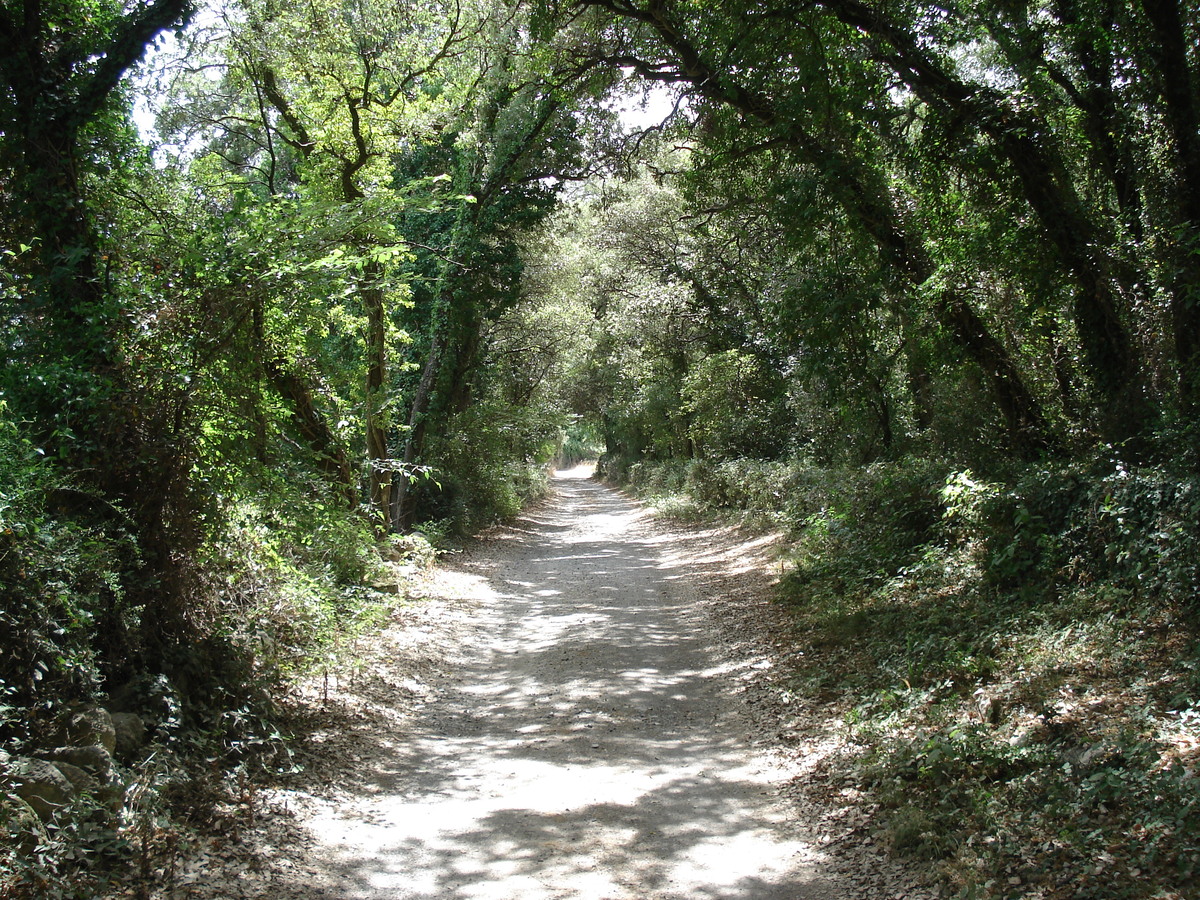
left=391, top=327, right=447, bottom=531
left=362, top=267, right=392, bottom=524
left=1139, top=0, right=1200, bottom=414
left=265, top=359, right=359, bottom=507
left=585, top=0, right=1055, bottom=457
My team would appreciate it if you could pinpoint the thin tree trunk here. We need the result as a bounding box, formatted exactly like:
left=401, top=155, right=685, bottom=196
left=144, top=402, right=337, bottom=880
left=265, top=359, right=359, bottom=508
left=391, top=327, right=447, bottom=531
left=363, top=267, right=392, bottom=524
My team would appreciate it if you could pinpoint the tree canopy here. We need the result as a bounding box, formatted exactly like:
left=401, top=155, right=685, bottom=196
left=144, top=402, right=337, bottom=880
left=2, top=0, right=1199, bottom=895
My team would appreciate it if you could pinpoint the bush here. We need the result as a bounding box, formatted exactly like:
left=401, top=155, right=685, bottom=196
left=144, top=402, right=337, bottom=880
left=197, top=482, right=390, bottom=686
left=977, top=457, right=1200, bottom=606
left=626, top=459, right=689, bottom=497
left=771, top=459, right=946, bottom=597
left=418, top=400, right=557, bottom=534
left=0, top=411, right=140, bottom=712
left=559, top=421, right=604, bottom=467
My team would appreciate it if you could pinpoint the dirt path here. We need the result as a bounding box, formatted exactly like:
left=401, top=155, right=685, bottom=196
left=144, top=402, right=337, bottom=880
left=177, top=468, right=933, bottom=899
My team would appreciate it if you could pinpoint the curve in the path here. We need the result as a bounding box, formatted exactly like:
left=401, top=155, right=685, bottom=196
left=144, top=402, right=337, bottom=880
left=305, top=469, right=842, bottom=899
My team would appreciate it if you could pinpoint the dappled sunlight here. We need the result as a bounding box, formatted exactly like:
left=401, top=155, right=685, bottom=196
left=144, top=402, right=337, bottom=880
left=294, top=475, right=839, bottom=899
left=305, top=756, right=819, bottom=899
left=658, top=526, right=785, bottom=579
left=554, top=463, right=603, bottom=481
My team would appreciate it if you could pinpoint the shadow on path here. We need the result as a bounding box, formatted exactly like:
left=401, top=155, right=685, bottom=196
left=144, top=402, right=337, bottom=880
left=301, top=470, right=844, bottom=899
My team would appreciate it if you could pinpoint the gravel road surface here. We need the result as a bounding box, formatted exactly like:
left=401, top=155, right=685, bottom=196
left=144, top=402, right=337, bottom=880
left=171, top=468, right=933, bottom=899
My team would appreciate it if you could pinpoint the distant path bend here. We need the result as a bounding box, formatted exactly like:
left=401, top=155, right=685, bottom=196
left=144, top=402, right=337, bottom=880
left=301, top=468, right=844, bottom=899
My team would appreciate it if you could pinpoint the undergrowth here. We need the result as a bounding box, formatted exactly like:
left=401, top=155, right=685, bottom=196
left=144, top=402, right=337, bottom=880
left=0, top=447, right=436, bottom=899
left=619, top=452, right=1200, bottom=900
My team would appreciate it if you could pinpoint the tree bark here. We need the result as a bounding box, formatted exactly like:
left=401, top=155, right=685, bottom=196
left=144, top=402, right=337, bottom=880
left=363, top=269, right=392, bottom=524
left=264, top=359, right=359, bottom=507
left=1139, top=0, right=1200, bottom=414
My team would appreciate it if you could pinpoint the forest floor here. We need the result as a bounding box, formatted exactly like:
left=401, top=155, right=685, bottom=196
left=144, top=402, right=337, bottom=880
left=159, top=467, right=936, bottom=899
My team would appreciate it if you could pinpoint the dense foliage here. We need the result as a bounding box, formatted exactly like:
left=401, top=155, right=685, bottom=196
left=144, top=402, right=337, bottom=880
left=2, top=0, right=1198, bottom=896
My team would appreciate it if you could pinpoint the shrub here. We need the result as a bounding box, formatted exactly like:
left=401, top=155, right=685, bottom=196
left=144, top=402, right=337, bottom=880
left=197, top=485, right=389, bottom=686
left=978, top=457, right=1200, bottom=605
left=779, top=459, right=946, bottom=597
left=0, top=410, right=140, bottom=711
left=419, top=400, right=557, bottom=534
left=559, top=421, right=604, bottom=467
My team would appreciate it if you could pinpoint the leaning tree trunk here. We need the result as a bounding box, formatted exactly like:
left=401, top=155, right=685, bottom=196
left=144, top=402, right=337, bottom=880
left=583, top=0, right=1056, bottom=458
left=362, top=266, right=392, bottom=525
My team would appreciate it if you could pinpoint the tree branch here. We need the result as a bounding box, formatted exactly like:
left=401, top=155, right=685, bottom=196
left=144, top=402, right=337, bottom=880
left=72, top=0, right=196, bottom=128
left=257, top=65, right=315, bottom=155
